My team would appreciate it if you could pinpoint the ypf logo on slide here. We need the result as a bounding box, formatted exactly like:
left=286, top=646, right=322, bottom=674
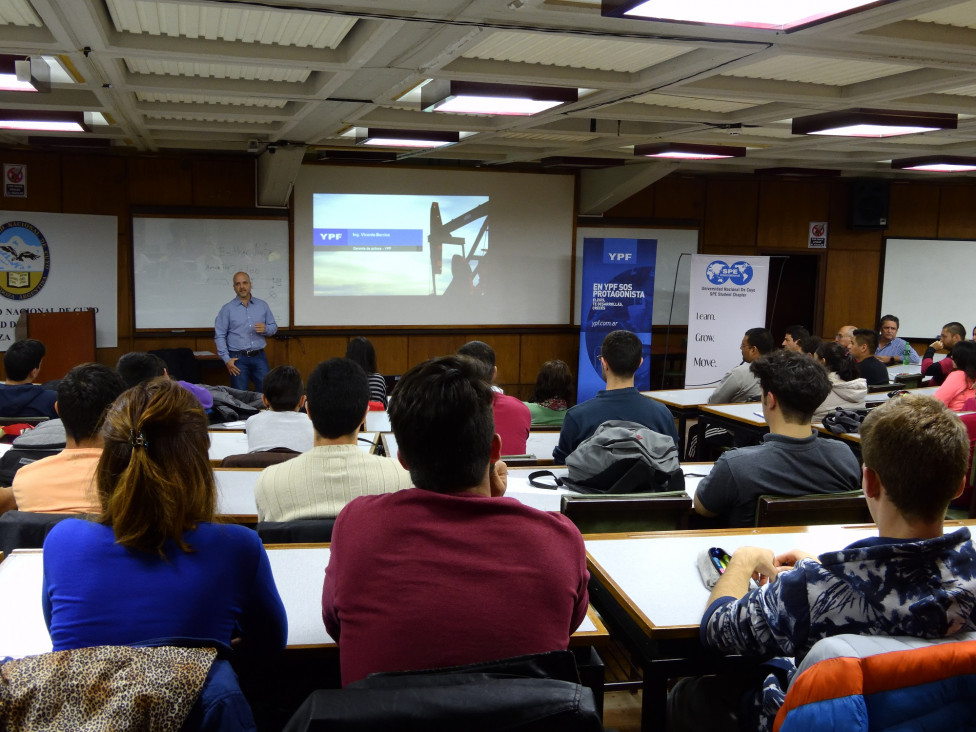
left=0, top=221, right=51, bottom=300
left=705, top=260, right=754, bottom=286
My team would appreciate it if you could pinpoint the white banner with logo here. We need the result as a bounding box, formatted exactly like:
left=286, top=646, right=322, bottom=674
left=685, top=255, right=769, bottom=388
left=0, top=212, right=118, bottom=350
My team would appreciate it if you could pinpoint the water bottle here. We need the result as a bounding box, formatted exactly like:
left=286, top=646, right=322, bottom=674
left=903, top=343, right=911, bottom=365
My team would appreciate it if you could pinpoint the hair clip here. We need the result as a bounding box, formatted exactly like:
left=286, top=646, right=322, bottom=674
left=129, top=429, right=149, bottom=448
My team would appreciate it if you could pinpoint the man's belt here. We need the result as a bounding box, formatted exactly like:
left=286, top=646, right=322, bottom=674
left=229, top=349, right=264, bottom=358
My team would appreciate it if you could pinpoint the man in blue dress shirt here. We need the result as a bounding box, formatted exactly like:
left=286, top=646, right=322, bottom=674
left=214, top=271, right=277, bottom=391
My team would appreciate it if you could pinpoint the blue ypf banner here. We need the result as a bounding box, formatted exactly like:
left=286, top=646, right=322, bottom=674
left=577, top=238, right=656, bottom=403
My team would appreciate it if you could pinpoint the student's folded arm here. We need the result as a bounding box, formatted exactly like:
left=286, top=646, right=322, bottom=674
left=0, top=486, right=16, bottom=515
left=240, top=543, right=288, bottom=655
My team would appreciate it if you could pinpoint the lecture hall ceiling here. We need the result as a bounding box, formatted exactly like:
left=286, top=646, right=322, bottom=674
left=1, top=0, right=976, bottom=175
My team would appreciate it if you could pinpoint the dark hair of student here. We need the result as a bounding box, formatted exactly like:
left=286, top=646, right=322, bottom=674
left=750, top=349, right=831, bottom=422
left=57, top=363, right=127, bottom=443
left=305, top=358, right=370, bottom=439
left=852, top=328, right=879, bottom=353
left=457, top=340, right=496, bottom=373
left=389, top=355, right=494, bottom=493
left=815, top=341, right=860, bottom=382
left=600, top=330, right=642, bottom=376
left=879, top=314, right=899, bottom=328
left=745, top=327, right=774, bottom=355
left=3, top=338, right=45, bottom=381
left=115, top=352, right=167, bottom=389
left=532, top=359, right=575, bottom=405
left=944, top=322, right=967, bottom=340
left=798, top=335, right=823, bottom=356
left=861, top=395, right=968, bottom=522
left=345, top=336, right=378, bottom=375
left=96, top=378, right=215, bottom=556
left=949, top=340, right=976, bottom=380
left=261, top=365, right=305, bottom=411
left=784, top=325, right=810, bottom=342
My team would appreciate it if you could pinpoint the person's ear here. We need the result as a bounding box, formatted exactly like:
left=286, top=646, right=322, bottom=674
left=953, top=476, right=965, bottom=500
left=490, top=433, right=502, bottom=463
left=359, top=408, right=369, bottom=430
left=397, top=449, right=409, bottom=470
left=862, top=465, right=882, bottom=499
left=54, top=400, right=59, bottom=416
left=261, top=395, right=270, bottom=409
left=297, top=394, right=306, bottom=412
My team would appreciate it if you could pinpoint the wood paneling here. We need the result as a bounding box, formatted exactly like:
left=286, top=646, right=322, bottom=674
left=757, top=179, right=830, bottom=249
left=518, top=333, right=579, bottom=384
left=822, top=249, right=881, bottom=335
left=703, top=179, right=758, bottom=248
left=887, top=181, right=940, bottom=239
left=62, top=154, right=127, bottom=221
left=126, top=157, right=193, bottom=206
left=0, top=151, right=61, bottom=212
left=826, top=180, right=884, bottom=252
left=938, top=185, right=976, bottom=239
left=650, top=175, right=705, bottom=220
left=191, top=157, right=255, bottom=208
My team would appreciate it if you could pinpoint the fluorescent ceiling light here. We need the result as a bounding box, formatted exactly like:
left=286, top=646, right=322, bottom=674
left=634, top=142, right=746, bottom=160
left=0, top=110, right=88, bottom=132
left=792, top=109, right=957, bottom=138
left=359, top=128, right=460, bottom=149
left=0, top=55, right=49, bottom=93
left=422, top=80, right=577, bottom=116
left=892, top=156, right=976, bottom=173
left=602, top=0, right=891, bottom=31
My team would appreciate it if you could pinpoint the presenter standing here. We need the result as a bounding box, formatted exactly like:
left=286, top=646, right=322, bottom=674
left=214, top=271, right=277, bottom=391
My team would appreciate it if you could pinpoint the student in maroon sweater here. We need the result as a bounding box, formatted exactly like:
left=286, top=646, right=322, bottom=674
left=321, top=355, right=589, bottom=686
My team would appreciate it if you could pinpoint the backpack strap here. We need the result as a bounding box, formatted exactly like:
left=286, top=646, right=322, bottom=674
left=527, top=470, right=562, bottom=489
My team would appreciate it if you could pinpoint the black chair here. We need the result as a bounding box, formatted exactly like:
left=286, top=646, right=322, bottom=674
left=560, top=492, right=692, bottom=533
left=0, top=415, right=50, bottom=427
left=257, top=519, right=336, bottom=544
left=220, top=448, right=300, bottom=469
left=0, top=510, right=78, bottom=556
left=282, top=650, right=603, bottom=732
left=755, top=491, right=872, bottom=528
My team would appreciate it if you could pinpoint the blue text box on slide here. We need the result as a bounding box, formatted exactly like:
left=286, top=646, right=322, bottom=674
left=314, top=228, right=423, bottom=251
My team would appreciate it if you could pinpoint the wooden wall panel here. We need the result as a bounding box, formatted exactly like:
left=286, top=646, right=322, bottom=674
left=825, top=180, right=884, bottom=252
left=191, top=157, right=255, bottom=208
left=937, top=185, right=976, bottom=239
left=757, top=179, right=830, bottom=249
left=606, top=185, right=655, bottom=219
left=518, top=332, right=579, bottom=384
left=62, top=154, right=127, bottom=221
left=822, top=249, right=881, bottom=336
left=703, top=179, right=758, bottom=249
left=887, top=181, right=940, bottom=239
left=649, top=175, right=705, bottom=220
left=0, top=151, right=61, bottom=212
left=126, top=157, right=193, bottom=207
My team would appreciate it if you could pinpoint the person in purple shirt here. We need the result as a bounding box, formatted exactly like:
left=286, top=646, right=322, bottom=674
left=214, top=271, right=277, bottom=391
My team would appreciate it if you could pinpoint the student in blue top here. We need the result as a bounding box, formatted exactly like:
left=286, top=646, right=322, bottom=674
left=214, top=271, right=278, bottom=391
left=42, top=377, right=287, bottom=661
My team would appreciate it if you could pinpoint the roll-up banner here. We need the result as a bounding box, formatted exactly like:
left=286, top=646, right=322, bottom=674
left=685, top=255, right=769, bottom=388
left=577, top=238, right=656, bottom=403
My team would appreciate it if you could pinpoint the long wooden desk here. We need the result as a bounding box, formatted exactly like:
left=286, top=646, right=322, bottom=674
left=382, top=431, right=560, bottom=466
left=0, top=545, right=606, bottom=660
left=584, top=520, right=976, bottom=731
left=642, top=387, right=715, bottom=459
left=207, top=431, right=376, bottom=465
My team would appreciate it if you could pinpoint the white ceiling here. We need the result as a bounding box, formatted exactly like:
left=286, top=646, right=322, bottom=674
left=3, top=0, right=976, bottom=176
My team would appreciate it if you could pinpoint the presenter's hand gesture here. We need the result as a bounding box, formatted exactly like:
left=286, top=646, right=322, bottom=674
left=226, top=357, right=241, bottom=376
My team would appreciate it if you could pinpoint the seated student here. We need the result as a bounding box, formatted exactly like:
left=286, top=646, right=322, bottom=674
left=523, top=359, right=574, bottom=427
left=345, top=336, right=387, bottom=408
left=2, top=364, right=126, bottom=516
left=694, top=350, right=861, bottom=527
left=321, top=355, right=589, bottom=686
left=921, top=321, right=966, bottom=386
left=934, top=340, right=976, bottom=411
left=254, top=358, right=411, bottom=522
left=458, top=340, right=530, bottom=455
left=42, top=378, right=287, bottom=663
left=245, top=365, right=313, bottom=453
left=553, top=330, right=678, bottom=464
left=797, top=334, right=823, bottom=357
left=0, top=338, right=57, bottom=419
left=812, top=341, right=866, bottom=421
left=850, top=328, right=889, bottom=386
left=834, top=324, right=856, bottom=352
left=116, top=351, right=213, bottom=409
left=671, top=394, right=976, bottom=732
left=708, top=328, right=773, bottom=404
left=780, top=325, right=809, bottom=352
left=874, top=314, right=920, bottom=365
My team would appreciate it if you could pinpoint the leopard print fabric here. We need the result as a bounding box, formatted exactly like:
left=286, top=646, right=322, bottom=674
left=0, top=645, right=216, bottom=731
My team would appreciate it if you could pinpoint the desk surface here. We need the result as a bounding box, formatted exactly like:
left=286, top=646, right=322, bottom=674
left=208, top=432, right=376, bottom=463
left=0, top=545, right=605, bottom=659
left=585, top=521, right=976, bottom=641
left=382, top=431, right=560, bottom=463
left=642, top=387, right=716, bottom=408
left=698, top=402, right=766, bottom=426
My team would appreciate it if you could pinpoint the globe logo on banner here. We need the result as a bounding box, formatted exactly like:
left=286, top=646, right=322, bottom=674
left=705, top=260, right=754, bottom=286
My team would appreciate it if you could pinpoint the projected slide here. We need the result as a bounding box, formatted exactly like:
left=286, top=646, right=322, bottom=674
left=312, top=193, right=489, bottom=297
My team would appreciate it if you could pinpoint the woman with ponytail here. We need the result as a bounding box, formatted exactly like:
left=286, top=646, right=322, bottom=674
left=42, top=377, right=287, bottom=656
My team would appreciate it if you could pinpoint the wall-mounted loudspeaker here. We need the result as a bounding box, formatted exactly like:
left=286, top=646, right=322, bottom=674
left=849, top=179, right=890, bottom=229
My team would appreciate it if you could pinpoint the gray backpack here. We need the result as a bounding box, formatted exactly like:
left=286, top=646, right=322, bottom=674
left=532, top=420, right=684, bottom=494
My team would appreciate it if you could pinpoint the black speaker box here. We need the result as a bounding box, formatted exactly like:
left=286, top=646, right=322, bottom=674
left=850, top=179, right=890, bottom=229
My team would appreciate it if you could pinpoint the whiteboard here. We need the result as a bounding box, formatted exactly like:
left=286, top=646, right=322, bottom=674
left=574, top=227, right=699, bottom=325
left=133, top=216, right=290, bottom=330
left=880, top=238, right=976, bottom=339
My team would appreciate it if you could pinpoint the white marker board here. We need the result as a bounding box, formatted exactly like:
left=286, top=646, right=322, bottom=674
left=133, top=215, right=290, bottom=330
